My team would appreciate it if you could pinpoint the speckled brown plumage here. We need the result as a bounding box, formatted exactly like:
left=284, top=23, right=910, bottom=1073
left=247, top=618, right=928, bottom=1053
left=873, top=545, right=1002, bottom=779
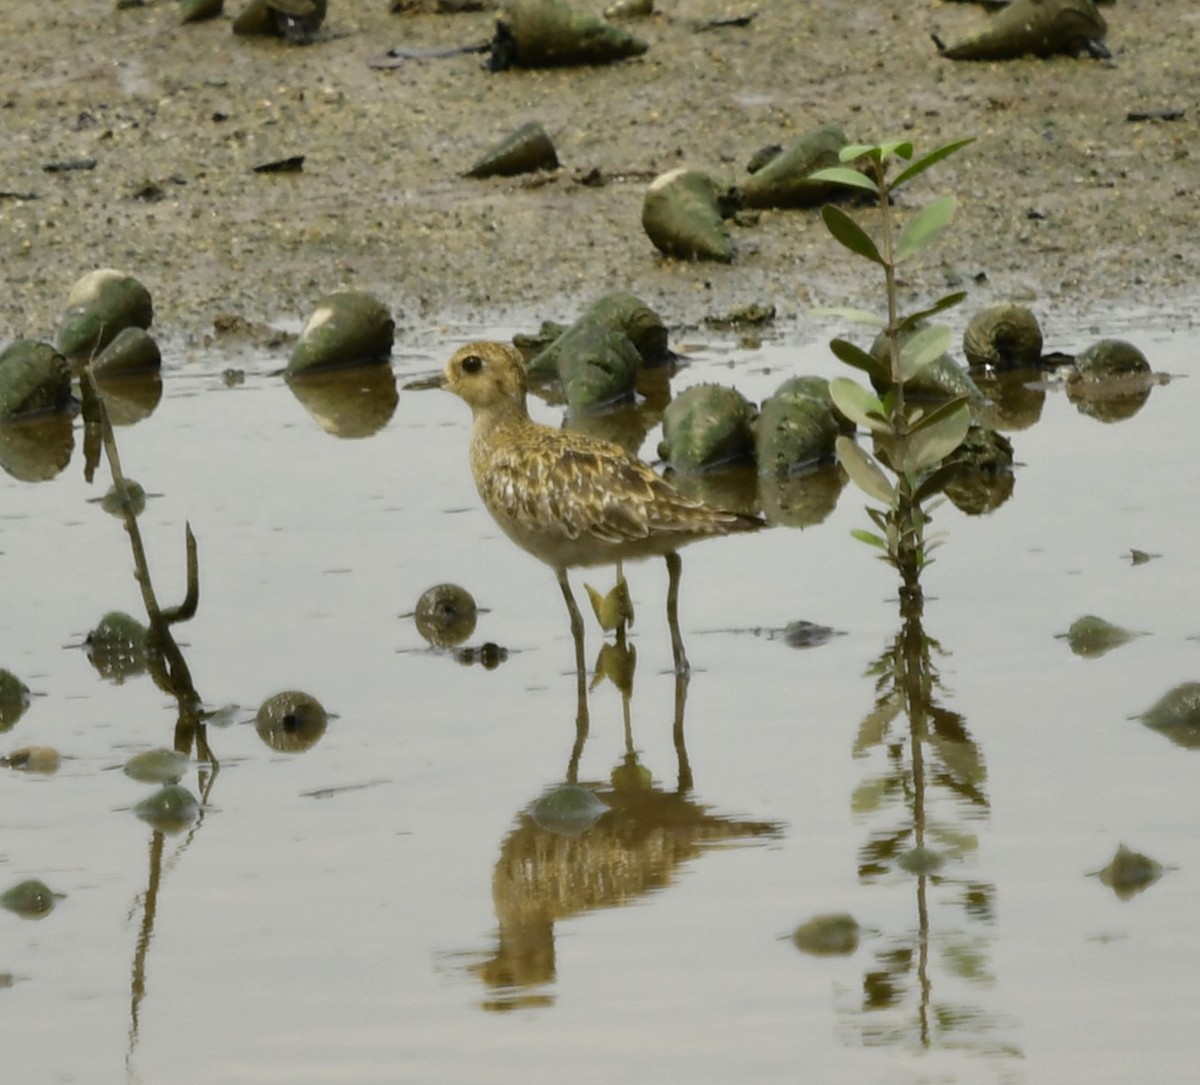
left=442, top=341, right=759, bottom=570
left=439, top=340, right=760, bottom=676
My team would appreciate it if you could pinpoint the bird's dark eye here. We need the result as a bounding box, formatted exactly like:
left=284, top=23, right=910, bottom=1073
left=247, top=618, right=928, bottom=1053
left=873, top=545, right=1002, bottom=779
left=460, top=354, right=483, bottom=374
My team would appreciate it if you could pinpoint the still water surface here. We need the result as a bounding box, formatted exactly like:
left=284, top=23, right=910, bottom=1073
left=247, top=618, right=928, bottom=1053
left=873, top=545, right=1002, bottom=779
left=2, top=316, right=1198, bottom=1084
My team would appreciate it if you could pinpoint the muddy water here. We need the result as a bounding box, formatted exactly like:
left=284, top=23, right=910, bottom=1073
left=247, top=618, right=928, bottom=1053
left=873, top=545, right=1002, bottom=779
left=2, top=317, right=1198, bottom=1084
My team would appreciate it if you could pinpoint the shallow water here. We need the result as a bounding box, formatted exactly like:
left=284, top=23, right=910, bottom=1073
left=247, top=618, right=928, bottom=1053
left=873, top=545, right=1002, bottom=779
left=2, top=316, right=1198, bottom=1084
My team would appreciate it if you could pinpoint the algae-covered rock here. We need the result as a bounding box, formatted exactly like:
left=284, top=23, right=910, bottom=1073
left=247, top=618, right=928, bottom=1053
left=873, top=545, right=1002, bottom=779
left=530, top=784, right=607, bottom=835
left=124, top=747, right=190, bottom=784
left=466, top=121, right=559, bottom=178
left=1065, top=340, right=1154, bottom=423
left=556, top=322, right=642, bottom=414
left=56, top=269, right=153, bottom=359
left=0, top=340, right=73, bottom=421
left=659, top=383, right=757, bottom=473
left=255, top=690, right=329, bottom=752
left=233, top=0, right=327, bottom=42
left=642, top=169, right=736, bottom=263
left=285, top=364, right=400, bottom=437
left=414, top=583, right=478, bottom=648
left=92, top=326, right=161, bottom=377
left=0, top=669, right=32, bottom=733
left=0, top=411, right=74, bottom=483
left=1137, top=682, right=1200, bottom=749
left=1073, top=339, right=1151, bottom=380
left=180, top=0, right=224, bottom=22
left=756, top=377, right=844, bottom=477
left=962, top=303, right=1043, bottom=369
left=1, top=879, right=61, bottom=918
left=134, top=784, right=201, bottom=832
left=737, top=123, right=850, bottom=210
left=939, top=425, right=1015, bottom=516
left=1056, top=614, right=1140, bottom=658
left=870, top=327, right=982, bottom=401
left=792, top=913, right=860, bottom=956
left=287, top=291, right=395, bottom=377
left=935, top=0, right=1109, bottom=60
left=1095, top=843, right=1163, bottom=899
left=528, top=292, right=671, bottom=379
left=85, top=611, right=150, bottom=683
left=489, top=0, right=648, bottom=69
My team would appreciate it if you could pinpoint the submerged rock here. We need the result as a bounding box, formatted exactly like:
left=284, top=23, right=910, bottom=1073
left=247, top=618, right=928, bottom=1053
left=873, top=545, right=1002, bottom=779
left=756, top=376, right=845, bottom=477
left=659, top=383, right=757, bottom=473
left=85, top=611, right=150, bottom=683
left=1057, top=614, right=1140, bottom=658
left=531, top=784, right=607, bottom=835
left=0, top=340, right=73, bottom=421
left=871, top=327, right=982, bottom=401
left=1, top=879, right=61, bottom=918
left=92, top=326, right=161, bottom=377
left=1095, top=843, right=1164, bottom=900
left=1065, top=340, right=1155, bottom=423
left=792, top=913, right=860, bottom=956
left=528, top=292, right=671, bottom=380
left=0, top=667, right=31, bottom=734
left=962, top=303, right=1043, bottom=369
left=134, top=784, right=201, bottom=832
left=1073, top=339, right=1151, bottom=380
left=414, top=583, right=478, bottom=648
left=124, top=747, right=190, bottom=784
left=1137, top=682, right=1200, bottom=749
left=939, top=425, right=1015, bottom=515
left=255, top=690, right=329, bottom=752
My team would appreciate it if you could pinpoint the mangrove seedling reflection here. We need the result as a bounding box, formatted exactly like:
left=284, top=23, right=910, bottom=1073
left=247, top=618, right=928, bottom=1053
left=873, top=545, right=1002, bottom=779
left=846, top=584, right=1017, bottom=1059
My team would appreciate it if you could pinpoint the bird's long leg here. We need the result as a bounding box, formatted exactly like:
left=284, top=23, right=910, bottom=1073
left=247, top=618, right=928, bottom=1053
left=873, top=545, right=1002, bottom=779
left=665, top=551, right=690, bottom=678
left=557, top=567, right=589, bottom=704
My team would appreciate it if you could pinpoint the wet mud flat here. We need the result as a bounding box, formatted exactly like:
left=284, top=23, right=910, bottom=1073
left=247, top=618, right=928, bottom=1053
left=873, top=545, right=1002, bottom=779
left=0, top=0, right=1197, bottom=350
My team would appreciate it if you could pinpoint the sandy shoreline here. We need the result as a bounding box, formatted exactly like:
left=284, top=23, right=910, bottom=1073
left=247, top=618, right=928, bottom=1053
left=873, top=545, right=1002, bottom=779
left=1, top=0, right=1197, bottom=355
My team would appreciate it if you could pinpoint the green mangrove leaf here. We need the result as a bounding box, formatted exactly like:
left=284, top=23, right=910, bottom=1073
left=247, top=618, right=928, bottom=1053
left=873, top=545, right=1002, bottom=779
left=898, top=323, right=953, bottom=382
left=839, top=143, right=881, bottom=163
left=896, top=195, right=958, bottom=263
left=900, top=401, right=971, bottom=475
left=822, top=205, right=884, bottom=265
left=875, top=140, right=914, bottom=162
left=908, top=394, right=972, bottom=434
left=830, top=337, right=889, bottom=384
left=811, top=306, right=886, bottom=328
left=829, top=377, right=889, bottom=432
left=850, top=528, right=887, bottom=549
left=806, top=166, right=878, bottom=194
left=897, top=291, right=968, bottom=332
left=837, top=436, right=895, bottom=503
left=892, top=137, right=976, bottom=190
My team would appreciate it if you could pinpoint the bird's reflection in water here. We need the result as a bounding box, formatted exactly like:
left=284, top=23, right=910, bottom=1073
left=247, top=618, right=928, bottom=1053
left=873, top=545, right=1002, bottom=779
left=467, top=601, right=781, bottom=1009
